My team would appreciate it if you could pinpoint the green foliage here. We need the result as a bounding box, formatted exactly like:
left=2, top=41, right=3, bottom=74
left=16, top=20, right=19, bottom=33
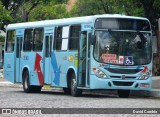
left=29, top=2, right=69, bottom=21
left=0, top=1, right=13, bottom=29
left=154, top=0, right=160, bottom=8
left=70, top=0, right=144, bottom=17
left=0, top=0, right=160, bottom=31
left=0, top=0, right=69, bottom=22
left=71, top=0, right=160, bottom=30
left=111, top=0, right=144, bottom=16
left=70, top=0, right=104, bottom=17
left=0, top=36, right=5, bottom=42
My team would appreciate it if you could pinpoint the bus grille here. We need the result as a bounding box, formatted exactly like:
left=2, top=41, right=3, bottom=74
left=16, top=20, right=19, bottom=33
left=110, top=76, right=136, bottom=79
left=106, top=68, right=142, bottom=74
left=113, top=81, right=133, bottom=86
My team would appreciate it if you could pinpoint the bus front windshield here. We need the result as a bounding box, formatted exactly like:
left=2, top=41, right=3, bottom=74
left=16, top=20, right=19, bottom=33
left=94, top=30, right=152, bottom=65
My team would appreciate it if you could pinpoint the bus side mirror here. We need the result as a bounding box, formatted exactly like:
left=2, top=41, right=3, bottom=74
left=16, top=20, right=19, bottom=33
left=90, top=35, right=96, bottom=45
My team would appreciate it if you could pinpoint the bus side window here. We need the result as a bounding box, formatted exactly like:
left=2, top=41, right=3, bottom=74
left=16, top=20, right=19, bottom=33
left=54, top=27, right=62, bottom=50
left=5, top=30, right=15, bottom=52
left=23, top=29, right=33, bottom=51
left=69, top=25, right=81, bottom=50
left=33, top=28, right=44, bottom=51
left=54, top=26, right=69, bottom=51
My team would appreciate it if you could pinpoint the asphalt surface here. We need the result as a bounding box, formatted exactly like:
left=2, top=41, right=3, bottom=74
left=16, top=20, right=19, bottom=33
left=1, top=69, right=160, bottom=116
left=0, top=86, right=160, bottom=116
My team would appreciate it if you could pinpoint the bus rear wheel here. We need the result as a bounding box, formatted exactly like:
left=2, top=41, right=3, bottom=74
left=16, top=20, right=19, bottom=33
left=23, top=71, right=41, bottom=93
left=70, top=73, right=82, bottom=97
left=118, top=90, right=130, bottom=98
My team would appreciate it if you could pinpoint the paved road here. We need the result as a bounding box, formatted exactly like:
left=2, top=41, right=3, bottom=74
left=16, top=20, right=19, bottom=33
left=1, top=70, right=160, bottom=116
left=0, top=86, right=160, bottom=108
left=1, top=87, right=160, bottom=116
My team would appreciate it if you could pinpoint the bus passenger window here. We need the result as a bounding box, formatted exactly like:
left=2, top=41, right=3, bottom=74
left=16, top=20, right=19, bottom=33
left=54, top=27, right=62, bottom=50
left=69, top=25, right=81, bottom=50
left=54, top=26, right=69, bottom=51
left=6, top=30, right=15, bottom=52
left=33, top=28, right=44, bottom=51
left=23, top=29, right=33, bottom=51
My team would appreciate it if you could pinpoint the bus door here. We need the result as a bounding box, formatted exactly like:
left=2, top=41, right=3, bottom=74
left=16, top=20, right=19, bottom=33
left=78, top=31, right=90, bottom=87
left=15, top=29, right=24, bottom=82
left=15, top=35, right=23, bottom=82
left=44, top=32, right=53, bottom=84
left=4, top=30, right=16, bottom=83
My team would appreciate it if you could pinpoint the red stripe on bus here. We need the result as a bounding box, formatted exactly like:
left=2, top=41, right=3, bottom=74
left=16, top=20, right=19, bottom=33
left=34, top=53, right=43, bottom=86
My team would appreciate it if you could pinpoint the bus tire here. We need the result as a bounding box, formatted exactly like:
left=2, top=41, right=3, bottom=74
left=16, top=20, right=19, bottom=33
left=118, top=90, right=130, bottom=98
left=23, top=71, right=41, bottom=93
left=70, top=73, right=82, bottom=97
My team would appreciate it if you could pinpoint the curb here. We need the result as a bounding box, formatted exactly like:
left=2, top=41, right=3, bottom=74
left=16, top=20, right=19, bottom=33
left=0, top=82, right=13, bottom=87
left=150, top=89, right=160, bottom=98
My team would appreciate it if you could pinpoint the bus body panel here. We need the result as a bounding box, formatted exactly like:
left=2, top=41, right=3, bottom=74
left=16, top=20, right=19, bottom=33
left=4, top=51, right=15, bottom=83
left=21, top=52, right=43, bottom=86
left=51, top=51, right=78, bottom=87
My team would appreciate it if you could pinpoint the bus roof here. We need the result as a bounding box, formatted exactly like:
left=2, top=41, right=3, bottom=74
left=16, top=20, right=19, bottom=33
left=7, top=14, right=149, bottom=30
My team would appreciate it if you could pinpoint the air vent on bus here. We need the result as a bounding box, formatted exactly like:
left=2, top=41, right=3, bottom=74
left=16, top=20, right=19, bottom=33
left=113, top=81, right=134, bottom=86
left=106, top=68, right=142, bottom=74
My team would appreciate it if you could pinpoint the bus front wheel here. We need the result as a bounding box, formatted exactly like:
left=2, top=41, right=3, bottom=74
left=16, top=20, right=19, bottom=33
left=70, top=73, right=82, bottom=97
left=118, top=90, right=130, bottom=98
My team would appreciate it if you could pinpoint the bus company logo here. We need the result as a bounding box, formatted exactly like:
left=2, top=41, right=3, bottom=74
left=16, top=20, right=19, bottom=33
left=68, top=55, right=74, bottom=62
left=121, top=75, right=126, bottom=79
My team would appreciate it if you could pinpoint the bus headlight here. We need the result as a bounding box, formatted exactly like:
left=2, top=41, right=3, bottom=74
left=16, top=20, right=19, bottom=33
left=93, top=68, right=107, bottom=78
left=138, top=71, right=150, bottom=80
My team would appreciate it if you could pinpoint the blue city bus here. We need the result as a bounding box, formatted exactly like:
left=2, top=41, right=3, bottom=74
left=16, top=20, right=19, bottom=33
left=4, top=14, right=152, bottom=98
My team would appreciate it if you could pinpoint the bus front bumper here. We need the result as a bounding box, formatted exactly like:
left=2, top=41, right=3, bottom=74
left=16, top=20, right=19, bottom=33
left=89, top=75, right=152, bottom=91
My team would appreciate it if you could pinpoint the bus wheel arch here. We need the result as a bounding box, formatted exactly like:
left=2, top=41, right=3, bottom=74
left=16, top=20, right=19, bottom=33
left=22, top=68, right=29, bottom=81
left=66, top=68, right=82, bottom=97
left=63, top=69, right=74, bottom=94
left=22, top=67, right=41, bottom=93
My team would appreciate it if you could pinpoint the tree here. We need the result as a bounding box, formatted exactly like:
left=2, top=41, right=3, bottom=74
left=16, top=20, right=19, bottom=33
left=71, top=0, right=144, bottom=16
left=134, top=0, right=160, bottom=31
left=0, top=0, right=69, bottom=22
left=29, top=1, right=69, bottom=21
left=71, top=0, right=160, bottom=31
left=0, top=1, right=12, bottom=30
left=70, top=0, right=105, bottom=16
